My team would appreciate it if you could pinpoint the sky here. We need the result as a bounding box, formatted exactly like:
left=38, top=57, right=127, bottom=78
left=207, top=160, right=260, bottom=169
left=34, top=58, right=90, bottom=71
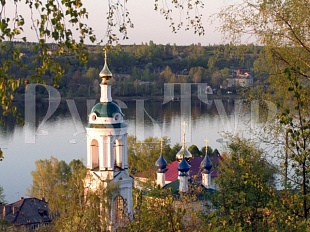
left=0, top=0, right=243, bottom=202
left=6, top=0, right=238, bottom=46
left=82, top=0, right=226, bottom=45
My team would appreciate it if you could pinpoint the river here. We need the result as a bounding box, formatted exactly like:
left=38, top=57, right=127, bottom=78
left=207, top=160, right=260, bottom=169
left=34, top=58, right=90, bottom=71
left=0, top=95, right=272, bottom=202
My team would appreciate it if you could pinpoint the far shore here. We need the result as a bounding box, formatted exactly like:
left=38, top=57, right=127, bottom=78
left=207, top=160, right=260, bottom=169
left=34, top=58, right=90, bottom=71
left=14, top=93, right=242, bottom=102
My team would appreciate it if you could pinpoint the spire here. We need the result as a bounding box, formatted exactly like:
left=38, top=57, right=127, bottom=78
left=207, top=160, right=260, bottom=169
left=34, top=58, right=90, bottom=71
left=99, top=49, right=112, bottom=79
left=201, top=138, right=213, bottom=189
left=178, top=156, right=191, bottom=173
left=155, top=138, right=168, bottom=172
left=178, top=155, right=191, bottom=192
left=201, top=138, right=212, bottom=173
left=178, top=131, right=191, bottom=193
left=160, top=137, right=163, bottom=154
left=99, top=48, right=112, bottom=102
left=201, top=153, right=212, bottom=174
left=181, top=121, right=187, bottom=148
left=176, top=121, right=192, bottom=162
left=155, top=138, right=168, bottom=188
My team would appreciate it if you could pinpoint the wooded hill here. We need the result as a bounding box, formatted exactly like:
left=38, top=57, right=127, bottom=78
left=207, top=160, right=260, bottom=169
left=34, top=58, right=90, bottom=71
left=2, top=41, right=262, bottom=98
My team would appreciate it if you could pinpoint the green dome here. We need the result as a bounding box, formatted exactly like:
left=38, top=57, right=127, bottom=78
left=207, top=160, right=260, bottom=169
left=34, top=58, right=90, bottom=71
left=91, top=102, right=123, bottom=117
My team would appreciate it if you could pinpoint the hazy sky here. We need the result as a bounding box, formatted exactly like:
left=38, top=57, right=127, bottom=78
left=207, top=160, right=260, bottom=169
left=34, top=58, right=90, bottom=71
left=6, top=0, right=236, bottom=45
left=83, top=0, right=228, bottom=45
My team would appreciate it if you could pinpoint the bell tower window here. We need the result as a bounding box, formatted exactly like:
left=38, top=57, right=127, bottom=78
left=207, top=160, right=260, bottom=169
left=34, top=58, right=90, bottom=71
left=114, top=195, right=124, bottom=224
left=91, top=139, right=99, bottom=169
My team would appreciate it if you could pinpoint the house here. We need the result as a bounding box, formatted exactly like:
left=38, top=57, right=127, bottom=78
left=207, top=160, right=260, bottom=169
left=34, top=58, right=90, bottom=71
left=227, top=68, right=254, bottom=88
left=0, top=197, right=51, bottom=231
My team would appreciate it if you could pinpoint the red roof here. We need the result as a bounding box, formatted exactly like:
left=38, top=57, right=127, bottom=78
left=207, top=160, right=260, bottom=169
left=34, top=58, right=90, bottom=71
left=165, top=156, right=221, bottom=182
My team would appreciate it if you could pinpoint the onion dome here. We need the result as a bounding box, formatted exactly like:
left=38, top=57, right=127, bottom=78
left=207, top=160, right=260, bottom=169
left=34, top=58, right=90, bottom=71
left=176, top=122, right=193, bottom=162
left=178, top=156, right=191, bottom=174
left=87, top=101, right=126, bottom=127
left=91, top=102, right=123, bottom=118
left=99, top=49, right=112, bottom=81
left=176, top=146, right=193, bottom=163
left=200, top=154, right=212, bottom=174
left=155, top=154, right=168, bottom=173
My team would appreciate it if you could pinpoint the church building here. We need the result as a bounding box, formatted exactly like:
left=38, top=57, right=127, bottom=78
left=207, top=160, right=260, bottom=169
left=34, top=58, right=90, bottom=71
left=83, top=50, right=133, bottom=227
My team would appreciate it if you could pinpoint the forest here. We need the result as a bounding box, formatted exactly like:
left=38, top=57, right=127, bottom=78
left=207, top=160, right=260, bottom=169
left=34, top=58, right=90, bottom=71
left=1, top=0, right=310, bottom=230
left=1, top=41, right=261, bottom=99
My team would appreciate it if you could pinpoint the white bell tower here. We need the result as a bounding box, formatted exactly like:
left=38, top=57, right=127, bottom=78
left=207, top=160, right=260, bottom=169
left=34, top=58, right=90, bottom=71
left=84, top=49, right=133, bottom=227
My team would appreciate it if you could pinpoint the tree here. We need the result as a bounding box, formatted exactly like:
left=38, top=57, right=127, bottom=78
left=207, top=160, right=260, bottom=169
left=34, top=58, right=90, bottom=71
left=276, top=69, right=310, bottom=221
left=52, top=180, right=120, bottom=231
left=0, top=0, right=95, bottom=121
left=189, top=66, right=205, bottom=83
left=0, top=148, right=3, bottom=161
left=0, top=185, right=5, bottom=204
left=128, top=136, right=170, bottom=176
left=28, top=157, right=126, bottom=231
left=0, top=0, right=205, bottom=121
left=206, top=137, right=276, bottom=231
left=27, top=157, right=87, bottom=217
left=219, top=0, right=310, bottom=221
left=200, top=146, right=219, bottom=156
left=210, top=69, right=229, bottom=88
left=168, top=143, right=182, bottom=162
left=160, top=66, right=174, bottom=82
left=188, top=144, right=201, bottom=157
left=126, top=186, right=207, bottom=232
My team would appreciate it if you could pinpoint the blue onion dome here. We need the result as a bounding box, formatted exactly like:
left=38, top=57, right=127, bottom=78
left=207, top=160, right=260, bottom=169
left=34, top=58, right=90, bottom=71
left=201, top=154, right=212, bottom=174
left=91, top=102, right=124, bottom=118
left=176, top=146, right=193, bottom=163
left=155, top=154, right=168, bottom=173
left=178, top=156, right=191, bottom=173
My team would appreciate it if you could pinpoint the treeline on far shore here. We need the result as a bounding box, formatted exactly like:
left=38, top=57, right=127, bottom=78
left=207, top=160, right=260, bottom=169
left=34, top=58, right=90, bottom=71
left=3, top=41, right=263, bottom=98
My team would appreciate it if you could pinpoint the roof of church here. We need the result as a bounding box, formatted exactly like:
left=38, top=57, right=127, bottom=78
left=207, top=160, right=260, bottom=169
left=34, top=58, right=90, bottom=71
left=175, top=146, right=193, bottom=162
left=166, top=156, right=221, bottom=182
left=135, top=155, right=222, bottom=181
left=91, top=101, right=124, bottom=118
left=99, top=50, right=112, bottom=78
left=178, top=157, right=191, bottom=173
left=0, top=197, right=51, bottom=225
left=163, top=179, right=216, bottom=196
left=155, top=154, right=168, bottom=172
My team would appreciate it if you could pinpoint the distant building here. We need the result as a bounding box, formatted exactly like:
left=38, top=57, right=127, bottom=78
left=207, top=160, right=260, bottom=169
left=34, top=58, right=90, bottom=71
left=227, top=68, right=253, bottom=87
left=0, top=197, right=51, bottom=231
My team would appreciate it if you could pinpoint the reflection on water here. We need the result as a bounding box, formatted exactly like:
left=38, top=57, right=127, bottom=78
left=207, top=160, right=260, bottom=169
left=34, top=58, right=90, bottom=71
left=0, top=97, right=256, bottom=202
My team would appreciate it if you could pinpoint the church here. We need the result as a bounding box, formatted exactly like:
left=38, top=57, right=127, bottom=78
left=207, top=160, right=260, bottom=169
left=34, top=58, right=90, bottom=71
left=83, top=50, right=219, bottom=229
left=83, top=50, right=133, bottom=228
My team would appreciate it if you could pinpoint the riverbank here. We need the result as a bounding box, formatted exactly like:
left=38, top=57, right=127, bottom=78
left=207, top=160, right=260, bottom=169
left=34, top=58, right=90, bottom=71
left=14, top=93, right=243, bottom=103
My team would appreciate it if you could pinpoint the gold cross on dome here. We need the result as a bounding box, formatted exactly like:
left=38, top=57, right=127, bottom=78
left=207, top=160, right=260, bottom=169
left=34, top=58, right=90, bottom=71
left=181, top=121, right=187, bottom=135
left=205, top=138, right=209, bottom=148
left=103, top=48, right=107, bottom=64
left=181, top=121, right=187, bottom=145
left=160, top=137, right=164, bottom=153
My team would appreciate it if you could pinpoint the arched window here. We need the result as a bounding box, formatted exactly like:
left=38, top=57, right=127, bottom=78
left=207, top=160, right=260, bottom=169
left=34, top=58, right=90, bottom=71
left=114, top=139, right=123, bottom=169
left=91, top=139, right=99, bottom=169
left=114, top=195, right=124, bottom=223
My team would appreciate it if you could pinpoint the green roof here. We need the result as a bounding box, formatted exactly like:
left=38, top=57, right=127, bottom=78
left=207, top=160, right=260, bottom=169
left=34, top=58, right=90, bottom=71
left=163, top=180, right=216, bottom=199
left=91, top=102, right=123, bottom=117
left=86, top=123, right=127, bottom=129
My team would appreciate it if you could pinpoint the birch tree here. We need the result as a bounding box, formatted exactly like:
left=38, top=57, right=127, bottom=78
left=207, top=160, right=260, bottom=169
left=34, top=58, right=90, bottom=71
left=219, top=0, right=310, bottom=221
